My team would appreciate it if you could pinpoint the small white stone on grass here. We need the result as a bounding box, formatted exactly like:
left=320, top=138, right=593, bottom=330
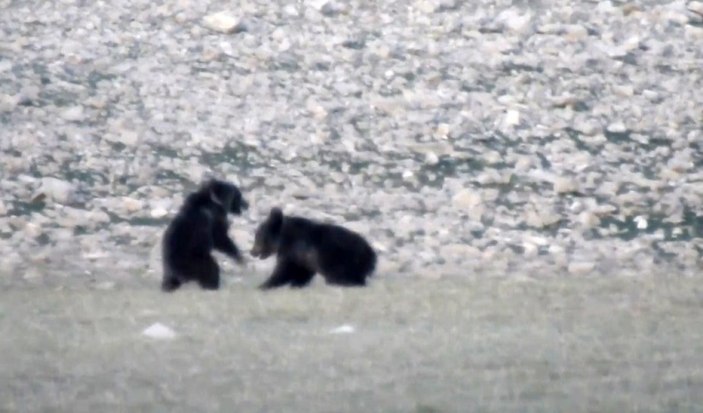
left=142, top=323, right=176, bottom=340
left=94, top=281, right=115, bottom=290
left=203, top=12, right=241, bottom=34
left=329, top=324, right=355, bottom=334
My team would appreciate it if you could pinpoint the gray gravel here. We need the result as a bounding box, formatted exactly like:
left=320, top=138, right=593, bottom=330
left=0, top=0, right=702, bottom=287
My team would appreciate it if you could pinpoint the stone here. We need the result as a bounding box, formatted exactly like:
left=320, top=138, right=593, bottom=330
left=606, top=121, right=627, bottom=133
left=568, top=261, right=596, bottom=275
left=634, top=215, right=648, bottom=230
left=425, top=151, right=439, bottom=165
left=496, top=8, right=533, bottom=33
left=553, top=177, right=579, bottom=195
left=689, top=1, right=703, bottom=16
left=202, top=12, right=242, bottom=34
left=524, top=205, right=561, bottom=228
left=685, top=25, right=703, bottom=40
left=142, top=323, right=176, bottom=340
left=434, top=123, right=450, bottom=139
left=0, top=93, right=18, bottom=113
left=34, top=177, right=78, bottom=205
left=452, top=189, right=482, bottom=209
left=320, top=1, right=347, bottom=16
left=122, top=197, right=143, bottom=213
left=329, top=325, right=355, bottom=334
left=577, top=211, right=601, bottom=229
left=503, top=109, right=520, bottom=127
left=150, top=208, right=169, bottom=219
left=61, top=106, right=85, bottom=122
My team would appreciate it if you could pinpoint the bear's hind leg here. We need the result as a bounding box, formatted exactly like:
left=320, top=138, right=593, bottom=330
left=196, top=256, right=221, bottom=290
left=324, top=266, right=367, bottom=287
left=289, top=264, right=316, bottom=289
left=161, top=275, right=182, bottom=292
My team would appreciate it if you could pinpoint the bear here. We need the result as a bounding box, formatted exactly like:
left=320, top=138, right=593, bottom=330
left=250, top=207, right=377, bottom=289
left=161, top=178, right=248, bottom=292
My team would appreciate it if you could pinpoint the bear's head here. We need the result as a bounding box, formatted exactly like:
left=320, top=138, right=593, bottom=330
left=250, top=207, right=284, bottom=259
left=205, top=179, right=249, bottom=215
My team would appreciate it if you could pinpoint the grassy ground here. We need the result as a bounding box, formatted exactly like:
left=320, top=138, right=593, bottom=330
left=1, top=275, right=702, bottom=413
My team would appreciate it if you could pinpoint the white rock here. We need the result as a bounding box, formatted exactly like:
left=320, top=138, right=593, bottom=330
left=503, top=109, right=520, bottom=127
left=577, top=211, right=601, bottom=229
left=524, top=206, right=561, bottom=228
left=514, top=156, right=532, bottom=171
left=61, top=106, right=85, bottom=122
left=522, top=242, right=539, bottom=258
left=634, top=215, right=648, bottom=230
left=329, top=324, right=355, bottom=334
left=452, top=189, right=482, bottom=209
left=283, top=4, right=299, bottom=17
left=563, top=24, right=588, bottom=41
left=203, top=12, right=241, bottom=34
left=685, top=25, right=703, bottom=40
left=568, top=261, right=596, bottom=275
left=425, top=151, right=439, bottom=165
left=150, top=208, right=169, bottom=219
left=0, top=200, right=6, bottom=216
left=94, top=281, right=115, bottom=290
left=35, top=177, right=77, bottom=205
left=434, top=123, right=450, bottom=139
left=606, top=122, right=627, bottom=133
left=122, top=197, right=143, bottom=213
left=496, top=8, right=532, bottom=33
left=690, top=1, right=703, bottom=16
left=553, top=177, right=579, bottom=194
left=83, top=250, right=110, bottom=259
left=0, top=93, right=18, bottom=113
left=23, top=222, right=43, bottom=238
left=142, top=323, right=176, bottom=339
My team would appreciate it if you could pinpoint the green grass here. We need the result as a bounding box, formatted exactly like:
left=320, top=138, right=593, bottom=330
left=0, top=276, right=702, bottom=413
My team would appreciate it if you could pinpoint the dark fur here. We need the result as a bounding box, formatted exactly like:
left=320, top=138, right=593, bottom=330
left=161, top=179, right=248, bottom=292
left=251, top=207, right=377, bottom=289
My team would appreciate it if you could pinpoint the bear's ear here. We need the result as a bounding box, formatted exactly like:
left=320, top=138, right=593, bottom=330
left=268, top=207, right=284, bottom=232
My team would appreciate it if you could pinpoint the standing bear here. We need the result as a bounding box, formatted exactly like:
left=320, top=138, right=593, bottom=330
left=161, top=178, right=248, bottom=292
left=250, top=207, right=377, bottom=289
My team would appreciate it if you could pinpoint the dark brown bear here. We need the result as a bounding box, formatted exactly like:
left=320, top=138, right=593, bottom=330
left=251, top=207, right=377, bottom=289
left=161, top=179, right=248, bottom=292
